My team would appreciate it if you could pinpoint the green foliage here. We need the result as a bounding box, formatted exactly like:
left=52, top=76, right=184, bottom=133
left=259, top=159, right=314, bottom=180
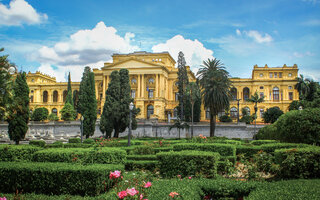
left=0, top=162, right=124, bottom=196
left=32, top=148, right=127, bottom=164
left=255, top=124, right=277, bottom=140
left=48, top=113, right=59, bottom=121
left=127, top=155, right=157, bottom=160
left=219, top=114, right=232, bottom=122
left=274, top=147, right=320, bottom=178
left=262, top=107, right=284, bottom=123
left=61, top=102, right=77, bottom=121
left=247, top=179, right=320, bottom=200
left=176, top=51, right=189, bottom=120
left=240, top=115, right=254, bottom=124
left=236, top=145, right=262, bottom=158
left=173, top=143, right=236, bottom=157
left=295, top=74, right=310, bottom=100
left=78, top=67, right=97, bottom=138
left=169, top=119, right=189, bottom=139
left=288, top=100, right=300, bottom=111
left=275, top=108, right=320, bottom=144
left=250, top=140, right=278, bottom=145
left=197, top=58, right=231, bottom=137
left=31, top=107, right=49, bottom=121
left=7, top=72, right=29, bottom=144
left=0, top=145, right=41, bottom=161
left=131, top=145, right=155, bottom=155
left=29, top=140, right=46, bottom=147
left=259, top=143, right=309, bottom=153
left=125, top=160, right=158, bottom=171
left=157, top=150, right=220, bottom=178
left=65, top=72, right=74, bottom=106
left=69, top=138, right=81, bottom=143
left=83, top=138, right=95, bottom=144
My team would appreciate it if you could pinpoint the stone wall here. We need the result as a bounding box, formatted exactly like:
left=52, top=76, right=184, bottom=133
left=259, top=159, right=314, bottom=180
left=0, top=120, right=264, bottom=141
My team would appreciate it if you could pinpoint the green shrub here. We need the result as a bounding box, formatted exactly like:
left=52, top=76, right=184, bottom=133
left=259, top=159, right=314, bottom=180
left=154, top=147, right=173, bottom=153
left=125, top=160, right=158, bottom=171
left=83, top=138, right=95, bottom=144
left=127, top=155, right=157, bottom=161
left=262, top=106, right=284, bottom=123
left=51, top=141, right=63, bottom=147
left=275, top=108, right=320, bottom=144
left=255, top=124, right=277, bottom=140
left=260, top=143, right=309, bottom=153
left=213, top=139, right=242, bottom=145
left=48, top=113, right=59, bottom=121
left=132, top=145, right=154, bottom=155
left=236, top=145, right=262, bottom=157
left=0, top=145, right=41, bottom=161
left=29, top=140, right=46, bottom=147
left=31, top=107, right=49, bottom=121
left=274, top=147, right=320, bottom=178
left=219, top=115, right=232, bottom=122
left=32, top=148, right=127, bottom=164
left=63, top=143, right=92, bottom=148
left=240, top=115, right=253, bottom=124
left=157, top=150, right=220, bottom=178
left=246, top=179, right=320, bottom=200
left=68, top=138, right=81, bottom=143
left=0, top=162, right=124, bottom=196
left=250, top=140, right=278, bottom=145
left=173, top=143, right=236, bottom=157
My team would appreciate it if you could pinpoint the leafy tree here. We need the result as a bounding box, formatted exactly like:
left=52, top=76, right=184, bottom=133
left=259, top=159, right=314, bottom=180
left=78, top=67, right=97, bottom=138
left=219, top=114, right=232, bottom=122
left=263, top=106, right=284, bottom=123
left=7, top=72, right=29, bottom=145
left=60, top=103, right=76, bottom=121
left=65, top=72, right=74, bottom=106
left=100, top=69, right=139, bottom=138
left=247, top=91, right=264, bottom=135
left=239, top=107, right=254, bottom=124
left=295, top=74, right=310, bottom=100
left=169, top=119, right=189, bottom=139
left=176, top=51, right=189, bottom=121
left=31, top=107, right=49, bottom=121
left=48, top=113, right=59, bottom=121
left=197, top=58, right=231, bottom=137
left=186, top=81, right=201, bottom=137
left=305, top=80, right=320, bottom=101
left=288, top=100, right=300, bottom=111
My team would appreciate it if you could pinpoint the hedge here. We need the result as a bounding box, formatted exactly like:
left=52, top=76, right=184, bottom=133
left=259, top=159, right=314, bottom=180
left=274, top=147, right=320, bottom=178
left=61, top=143, right=93, bottom=148
left=0, top=145, right=41, bottom=161
left=131, top=145, right=155, bottom=155
left=154, top=147, right=173, bottom=153
left=157, top=150, right=220, bottom=178
left=173, top=143, right=236, bottom=157
left=125, top=160, right=158, bottom=171
left=127, top=155, right=157, bottom=161
left=236, top=145, right=262, bottom=157
left=29, top=140, right=46, bottom=147
left=260, top=143, right=309, bottom=153
left=0, top=162, right=124, bottom=196
left=250, top=140, right=278, bottom=146
left=213, top=139, right=242, bottom=145
left=246, top=179, right=320, bottom=200
left=32, top=148, right=127, bottom=164
left=68, top=138, right=81, bottom=143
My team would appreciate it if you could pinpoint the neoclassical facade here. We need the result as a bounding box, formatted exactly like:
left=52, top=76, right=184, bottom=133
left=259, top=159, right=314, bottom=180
left=26, top=51, right=298, bottom=122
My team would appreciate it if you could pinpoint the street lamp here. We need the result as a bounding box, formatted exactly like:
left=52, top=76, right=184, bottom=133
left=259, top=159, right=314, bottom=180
left=236, top=99, right=241, bottom=123
left=80, top=115, right=84, bottom=143
left=128, top=102, right=134, bottom=146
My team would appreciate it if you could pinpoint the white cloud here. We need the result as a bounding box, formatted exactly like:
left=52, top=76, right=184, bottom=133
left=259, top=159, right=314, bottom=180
left=293, top=51, right=315, bottom=58
left=34, top=21, right=139, bottom=81
left=236, top=29, right=241, bottom=36
left=0, top=0, right=47, bottom=26
left=151, top=35, right=214, bottom=74
left=243, top=30, right=273, bottom=43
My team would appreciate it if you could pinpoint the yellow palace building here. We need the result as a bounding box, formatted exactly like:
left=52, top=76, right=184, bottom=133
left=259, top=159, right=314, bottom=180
left=26, top=51, right=298, bottom=122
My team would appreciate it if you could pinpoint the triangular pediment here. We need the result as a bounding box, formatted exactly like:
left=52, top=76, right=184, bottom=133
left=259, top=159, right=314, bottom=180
left=102, top=58, right=163, bottom=70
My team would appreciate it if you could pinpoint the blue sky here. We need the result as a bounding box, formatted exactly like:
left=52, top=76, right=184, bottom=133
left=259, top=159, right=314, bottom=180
left=0, top=0, right=319, bottom=81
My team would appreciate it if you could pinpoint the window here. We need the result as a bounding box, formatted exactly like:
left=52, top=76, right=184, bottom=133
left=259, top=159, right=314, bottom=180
left=274, top=72, right=278, bottom=78
left=259, top=73, right=263, bottom=77
left=243, top=87, right=250, bottom=101
left=231, top=88, right=237, bottom=101
left=52, top=108, right=58, bottom=116
left=131, top=90, right=136, bottom=98
left=147, top=105, right=154, bottom=119
left=260, top=109, right=264, bottom=118
left=53, top=90, right=58, bottom=102
left=289, top=92, right=293, bottom=100
left=244, top=107, right=250, bottom=115
left=260, top=92, right=264, bottom=99
left=173, top=108, right=178, bottom=118
left=260, top=86, right=264, bottom=89
left=175, top=92, right=179, bottom=101
left=269, top=73, right=273, bottom=78
left=273, top=87, right=279, bottom=101
left=63, top=90, right=68, bottom=102
left=148, top=78, right=154, bottom=84
left=206, top=108, right=210, bottom=119
left=288, top=73, right=292, bottom=77
left=279, top=72, right=282, bottom=78
left=30, top=95, right=34, bottom=103
left=288, top=86, right=292, bottom=90
left=148, top=89, right=153, bottom=98
left=230, top=107, right=238, bottom=118
left=131, top=78, right=137, bottom=84
left=31, top=90, right=34, bottom=93
left=43, top=91, right=48, bottom=103
left=31, top=79, right=34, bottom=82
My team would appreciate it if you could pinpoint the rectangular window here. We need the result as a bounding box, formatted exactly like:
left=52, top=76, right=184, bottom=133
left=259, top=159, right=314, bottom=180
left=131, top=90, right=136, bottom=98
left=279, top=72, right=282, bottom=78
left=269, top=73, right=273, bottom=78
left=289, top=92, right=293, bottom=100
left=260, top=92, right=264, bottom=99
left=274, top=72, right=277, bottom=78
left=175, top=92, right=179, bottom=101
left=206, top=109, right=210, bottom=119
left=148, top=90, right=153, bottom=98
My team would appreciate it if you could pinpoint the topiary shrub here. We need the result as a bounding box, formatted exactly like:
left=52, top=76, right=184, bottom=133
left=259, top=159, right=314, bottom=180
left=68, top=138, right=81, bottom=143
left=29, top=140, right=46, bottom=147
left=262, top=107, right=284, bottom=124
left=31, top=107, right=49, bottom=121
left=275, top=108, right=320, bottom=145
left=0, top=145, right=41, bottom=161
left=255, top=125, right=278, bottom=140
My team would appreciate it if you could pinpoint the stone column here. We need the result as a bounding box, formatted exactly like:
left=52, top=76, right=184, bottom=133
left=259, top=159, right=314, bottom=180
left=155, top=74, right=159, bottom=98
left=137, top=75, right=141, bottom=98
left=102, top=75, right=106, bottom=100
left=141, top=74, right=145, bottom=98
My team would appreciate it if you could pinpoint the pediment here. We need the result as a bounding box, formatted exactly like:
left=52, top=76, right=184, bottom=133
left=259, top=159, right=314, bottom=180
left=102, top=58, right=163, bottom=70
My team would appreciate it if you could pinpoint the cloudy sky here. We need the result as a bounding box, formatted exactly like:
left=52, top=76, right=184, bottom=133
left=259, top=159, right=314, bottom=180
left=0, top=0, right=319, bottom=81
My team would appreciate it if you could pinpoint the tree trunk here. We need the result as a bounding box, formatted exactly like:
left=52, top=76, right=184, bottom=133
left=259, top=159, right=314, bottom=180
left=86, top=135, right=89, bottom=139
left=210, top=113, right=216, bottom=137
left=114, top=129, right=119, bottom=138
left=179, top=128, right=181, bottom=139
left=191, top=102, right=194, bottom=138
left=15, top=140, right=19, bottom=145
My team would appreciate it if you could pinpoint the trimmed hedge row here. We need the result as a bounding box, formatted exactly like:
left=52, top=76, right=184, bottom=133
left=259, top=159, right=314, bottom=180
left=274, top=146, right=320, bottom=178
left=32, top=148, right=127, bottom=164
left=29, top=140, right=46, bottom=147
left=127, top=155, right=157, bottom=161
left=125, top=160, right=158, bottom=171
left=157, top=150, right=220, bottom=178
left=0, top=145, right=41, bottom=161
left=173, top=143, right=236, bottom=157
left=250, top=140, right=278, bottom=145
left=0, top=162, right=124, bottom=196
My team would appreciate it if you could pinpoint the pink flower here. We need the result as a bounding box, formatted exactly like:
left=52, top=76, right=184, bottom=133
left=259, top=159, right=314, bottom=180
left=109, top=170, right=121, bottom=179
left=169, top=192, right=179, bottom=198
left=144, top=181, right=152, bottom=188
left=188, top=176, right=192, bottom=179
left=126, top=187, right=139, bottom=196
left=140, top=194, right=143, bottom=200
left=118, top=191, right=127, bottom=199
left=0, top=197, right=7, bottom=200
left=177, top=175, right=181, bottom=178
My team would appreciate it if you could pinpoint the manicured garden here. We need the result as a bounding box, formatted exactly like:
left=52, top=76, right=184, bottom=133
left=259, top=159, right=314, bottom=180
left=0, top=136, right=320, bottom=200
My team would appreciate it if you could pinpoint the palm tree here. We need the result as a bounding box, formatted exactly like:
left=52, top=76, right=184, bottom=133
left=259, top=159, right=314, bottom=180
left=186, top=81, right=201, bottom=138
left=247, top=91, right=264, bottom=136
left=295, top=74, right=310, bottom=100
left=197, top=58, right=232, bottom=137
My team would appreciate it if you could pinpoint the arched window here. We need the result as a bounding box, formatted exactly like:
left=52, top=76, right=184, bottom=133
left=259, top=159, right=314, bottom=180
left=148, top=78, right=154, bottom=84
left=273, top=87, right=279, bottom=101
left=243, top=87, right=250, bottom=101
left=131, top=78, right=137, bottom=84
left=231, top=88, right=237, bottom=101
left=260, top=109, right=264, bottom=118
left=230, top=107, right=238, bottom=118
left=63, top=90, right=68, bottom=102
left=148, top=89, right=154, bottom=98
left=43, top=91, right=48, bottom=103
left=53, top=90, right=58, bottom=102
left=147, top=105, right=154, bottom=119
left=52, top=108, right=58, bottom=116
left=243, top=107, right=250, bottom=115
left=131, top=90, right=136, bottom=98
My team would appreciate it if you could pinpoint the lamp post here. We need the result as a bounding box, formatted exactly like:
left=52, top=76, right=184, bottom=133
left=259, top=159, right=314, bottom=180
left=128, top=102, right=134, bottom=146
left=236, top=99, right=241, bottom=123
left=80, top=115, right=84, bottom=143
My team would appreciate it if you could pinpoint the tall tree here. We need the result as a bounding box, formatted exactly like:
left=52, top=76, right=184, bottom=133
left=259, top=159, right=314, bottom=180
left=197, top=58, right=231, bottom=137
left=78, top=67, right=97, bottom=138
left=176, top=51, right=189, bottom=121
left=7, top=72, right=29, bottom=145
left=295, top=74, right=310, bottom=100
left=247, top=91, right=264, bottom=135
left=100, top=69, right=139, bottom=138
left=186, top=81, right=201, bottom=137
left=65, top=72, right=74, bottom=106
